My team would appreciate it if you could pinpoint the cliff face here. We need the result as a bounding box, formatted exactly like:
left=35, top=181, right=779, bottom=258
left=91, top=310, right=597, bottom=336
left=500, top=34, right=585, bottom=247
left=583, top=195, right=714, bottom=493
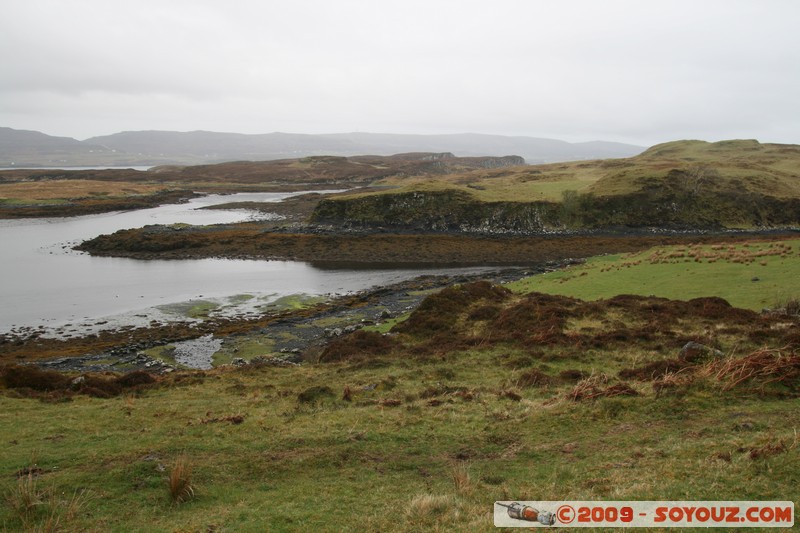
left=480, top=155, right=526, bottom=168
left=311, top=190, right=562, bottom=233
left=311, top=187, right=800, bottom=235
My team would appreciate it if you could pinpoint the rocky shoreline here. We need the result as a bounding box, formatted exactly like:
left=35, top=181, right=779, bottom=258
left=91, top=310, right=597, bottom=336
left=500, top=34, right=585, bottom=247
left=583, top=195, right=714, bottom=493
left=0, top=266, right=548, bottom=373
left=75, top=220, right=800, bottom=265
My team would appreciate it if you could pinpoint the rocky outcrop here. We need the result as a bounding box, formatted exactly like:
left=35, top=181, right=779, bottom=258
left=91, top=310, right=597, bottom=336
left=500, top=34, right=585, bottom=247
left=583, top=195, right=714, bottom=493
left=312, top=184, right=800, bottom=234
left=477, top=155, right=526, bottom=168
left=311, top=189, right=562, bottom=234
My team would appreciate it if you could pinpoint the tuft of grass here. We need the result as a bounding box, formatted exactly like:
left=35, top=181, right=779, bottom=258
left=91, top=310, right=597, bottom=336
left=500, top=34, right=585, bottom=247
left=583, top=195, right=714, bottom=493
left=3, top=473, right=91, bottom=531
left=168, top=456, right=195, bottom=505
left=451, top=462, right=472, bottom=495
left=405, top=494, right=455, bottom=522
left=5, top=474, right=44, bottom=525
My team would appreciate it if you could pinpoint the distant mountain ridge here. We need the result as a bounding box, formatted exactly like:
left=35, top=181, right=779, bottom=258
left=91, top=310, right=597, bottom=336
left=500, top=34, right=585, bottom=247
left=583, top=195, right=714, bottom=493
left=0, top=127, right=645, bottom=167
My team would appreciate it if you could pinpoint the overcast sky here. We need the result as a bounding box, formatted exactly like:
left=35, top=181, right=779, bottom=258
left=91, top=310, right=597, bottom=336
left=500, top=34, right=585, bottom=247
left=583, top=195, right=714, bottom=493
left=1, top=0, right=798, bottom=146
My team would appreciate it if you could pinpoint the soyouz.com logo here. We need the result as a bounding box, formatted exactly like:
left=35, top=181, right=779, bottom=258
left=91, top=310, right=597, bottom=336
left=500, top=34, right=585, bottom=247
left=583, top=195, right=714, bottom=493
left=493, top=501, right=794, bottom=528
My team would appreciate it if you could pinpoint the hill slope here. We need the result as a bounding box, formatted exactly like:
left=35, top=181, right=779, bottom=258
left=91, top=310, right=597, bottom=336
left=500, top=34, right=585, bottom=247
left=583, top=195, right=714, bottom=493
left=0, top=127, right=114, bottom=166
left=312, top=140, right=800, bottom=232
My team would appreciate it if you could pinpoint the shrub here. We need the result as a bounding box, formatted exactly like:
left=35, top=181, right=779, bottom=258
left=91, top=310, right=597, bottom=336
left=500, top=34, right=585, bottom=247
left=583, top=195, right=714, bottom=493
left=467, top=304, right=502, bottom=321
left=116, top=370, right=156, bottom=387
left=558, top=369, right=588, bottom=382
left=2, top=366, right=71, bottom=391
left=489, top=294, right=573, bottom=345
left=318, top=330, right=397, bottom=362
left=393, top=281, right=510, bottom=336
left=297, top=385, right=335, bottom=403
left=1, top=366, right=157, bottom=399
left=516, top=369, right=555, bottom=388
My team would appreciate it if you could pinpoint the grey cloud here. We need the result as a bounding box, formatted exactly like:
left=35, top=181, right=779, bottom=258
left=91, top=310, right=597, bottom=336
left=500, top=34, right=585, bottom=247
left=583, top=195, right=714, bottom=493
left=1, top=0, right=799, bottom=146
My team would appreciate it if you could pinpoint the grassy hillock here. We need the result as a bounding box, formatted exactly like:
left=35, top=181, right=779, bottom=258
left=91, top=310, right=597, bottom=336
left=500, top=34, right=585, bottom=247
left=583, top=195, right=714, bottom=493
left=2, top=238, right=799, bottom=531
left=312, top=140, right=800, bottom=232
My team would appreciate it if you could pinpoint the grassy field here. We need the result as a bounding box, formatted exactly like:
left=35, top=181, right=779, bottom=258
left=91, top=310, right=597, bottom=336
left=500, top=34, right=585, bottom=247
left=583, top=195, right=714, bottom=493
left=0, top=180, right=167, bottom=203
left=1, top=342, right=797, bottom=531
left=509, top=238, right=800, bottom=311
left=2, top=237, right=799, bottom=531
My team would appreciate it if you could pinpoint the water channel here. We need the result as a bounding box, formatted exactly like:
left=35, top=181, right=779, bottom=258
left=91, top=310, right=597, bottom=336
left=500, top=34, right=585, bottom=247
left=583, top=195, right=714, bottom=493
left=0, top=192, right=492, bottom=336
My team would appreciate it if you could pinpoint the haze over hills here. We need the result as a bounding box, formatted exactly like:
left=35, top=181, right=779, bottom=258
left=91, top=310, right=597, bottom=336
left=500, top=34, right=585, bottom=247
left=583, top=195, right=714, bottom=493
left=0, top=127, right=644, bottom=167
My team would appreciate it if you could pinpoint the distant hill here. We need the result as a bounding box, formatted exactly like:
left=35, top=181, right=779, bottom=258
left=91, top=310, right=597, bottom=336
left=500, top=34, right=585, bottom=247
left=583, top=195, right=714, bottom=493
left=0, top=127, right=115, bottom=166
left=0, top=127, right=644, bottom=167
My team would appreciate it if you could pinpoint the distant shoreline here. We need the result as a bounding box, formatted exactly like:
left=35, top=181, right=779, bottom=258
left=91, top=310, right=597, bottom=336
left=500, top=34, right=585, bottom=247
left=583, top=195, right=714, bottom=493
left=0, top=165, right=154, bottom=171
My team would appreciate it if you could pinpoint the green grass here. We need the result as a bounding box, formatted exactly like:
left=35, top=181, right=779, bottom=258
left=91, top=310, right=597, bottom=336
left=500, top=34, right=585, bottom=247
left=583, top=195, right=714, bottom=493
left=2, top=345, right=798, bottom=531
left=466, top=179, right=591, bottom=202
left=258, top=294, right=327, bottom=312
left=186, top=301, right=219, bottom=319
left=140, top=345, right=179, bottom=367
left=360, top=173, right=595, bottom=203
left=363, top=312, right=410, bottom=334
left=509, top=239, right=800, bottom=310
left=211, top=335, right=276, bottom=366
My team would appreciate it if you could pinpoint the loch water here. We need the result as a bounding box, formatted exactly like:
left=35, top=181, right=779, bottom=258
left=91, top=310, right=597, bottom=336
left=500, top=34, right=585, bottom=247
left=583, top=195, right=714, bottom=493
left=0, top=192, right=492, bottom=336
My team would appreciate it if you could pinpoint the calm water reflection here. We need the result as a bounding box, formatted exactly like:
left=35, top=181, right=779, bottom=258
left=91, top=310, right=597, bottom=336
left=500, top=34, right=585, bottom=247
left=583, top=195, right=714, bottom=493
left=0, top=192, right=490, bottom=334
